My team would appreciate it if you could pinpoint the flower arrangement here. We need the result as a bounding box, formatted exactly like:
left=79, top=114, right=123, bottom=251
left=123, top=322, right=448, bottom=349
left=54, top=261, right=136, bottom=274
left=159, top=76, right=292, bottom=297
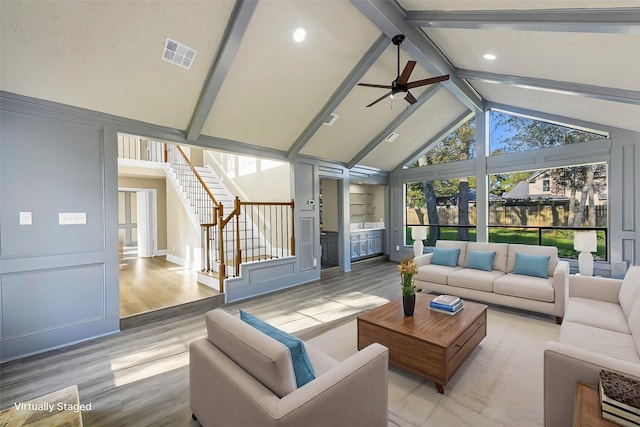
left=399, top=256, right=418, bottom=296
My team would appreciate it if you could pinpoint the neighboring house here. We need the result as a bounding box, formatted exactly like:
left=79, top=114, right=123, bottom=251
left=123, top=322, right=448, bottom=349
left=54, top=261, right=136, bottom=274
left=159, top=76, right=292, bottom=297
left=502, top=170, right=607, bottom=206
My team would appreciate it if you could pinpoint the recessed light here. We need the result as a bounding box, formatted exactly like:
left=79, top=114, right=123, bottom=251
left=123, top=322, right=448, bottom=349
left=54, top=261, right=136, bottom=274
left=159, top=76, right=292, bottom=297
left=292, top=27, right=306, bottom=43
left=483, top=53, right=496, bottom=61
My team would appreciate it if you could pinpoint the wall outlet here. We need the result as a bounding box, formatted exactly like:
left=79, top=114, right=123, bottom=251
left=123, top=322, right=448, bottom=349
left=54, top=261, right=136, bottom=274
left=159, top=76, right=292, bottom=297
left=395, top=245, right=400, bottom=251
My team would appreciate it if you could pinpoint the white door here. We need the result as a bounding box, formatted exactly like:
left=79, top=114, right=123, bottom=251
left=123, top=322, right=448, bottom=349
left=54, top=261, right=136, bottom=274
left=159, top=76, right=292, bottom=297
left=136, top=190, right=156, bottom=257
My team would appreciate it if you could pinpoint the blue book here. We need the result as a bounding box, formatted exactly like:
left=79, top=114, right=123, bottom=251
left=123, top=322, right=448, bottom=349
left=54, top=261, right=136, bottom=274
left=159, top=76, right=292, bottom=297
left=430, top=300, right=463, bottom=311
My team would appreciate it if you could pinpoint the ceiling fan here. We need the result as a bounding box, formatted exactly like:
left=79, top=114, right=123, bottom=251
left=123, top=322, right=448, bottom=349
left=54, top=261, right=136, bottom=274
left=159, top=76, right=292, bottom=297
left=358, top=34, right=450, bottom=108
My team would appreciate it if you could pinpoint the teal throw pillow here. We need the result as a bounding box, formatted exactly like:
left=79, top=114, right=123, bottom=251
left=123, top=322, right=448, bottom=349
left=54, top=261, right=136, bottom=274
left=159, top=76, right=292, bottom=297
left=513, top=253, right=550, bottom=279
left=240, top=310, right=315, bottom=388
left=431, top=248, right=461, bottom=267
left=466, top=250, right=496, bottom=272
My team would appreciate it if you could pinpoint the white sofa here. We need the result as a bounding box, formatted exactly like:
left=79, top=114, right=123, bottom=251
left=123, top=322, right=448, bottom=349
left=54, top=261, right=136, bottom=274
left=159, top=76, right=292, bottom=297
left=414, top=240, right=570, bottom=324
left=544, top=266, right=640, bottom=427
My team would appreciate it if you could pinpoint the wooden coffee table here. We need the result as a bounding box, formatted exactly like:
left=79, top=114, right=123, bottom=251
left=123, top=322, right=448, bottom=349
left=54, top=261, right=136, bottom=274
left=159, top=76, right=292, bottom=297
left=357, top=292, right=487, bottom=394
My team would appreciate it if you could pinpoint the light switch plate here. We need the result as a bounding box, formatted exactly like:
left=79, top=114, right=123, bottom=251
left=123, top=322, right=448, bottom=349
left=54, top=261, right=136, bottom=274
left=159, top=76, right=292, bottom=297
left=19, top=211, right=32, bottom=225
left=59, top=212, right=87, bottom=225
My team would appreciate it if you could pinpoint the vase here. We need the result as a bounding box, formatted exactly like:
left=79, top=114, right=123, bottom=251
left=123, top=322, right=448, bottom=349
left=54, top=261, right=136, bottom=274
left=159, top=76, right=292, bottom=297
left=403, top=293, right=416, bottom=316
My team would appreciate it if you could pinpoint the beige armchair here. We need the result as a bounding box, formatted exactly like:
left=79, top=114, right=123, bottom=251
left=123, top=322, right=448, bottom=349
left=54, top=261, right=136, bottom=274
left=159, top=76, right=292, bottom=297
left=190, top=309, right=389, bottom=427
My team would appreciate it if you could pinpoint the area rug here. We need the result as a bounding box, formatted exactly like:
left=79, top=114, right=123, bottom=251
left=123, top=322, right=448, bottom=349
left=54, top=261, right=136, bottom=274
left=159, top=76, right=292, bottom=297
left=306, top=307, right=561, bottom=427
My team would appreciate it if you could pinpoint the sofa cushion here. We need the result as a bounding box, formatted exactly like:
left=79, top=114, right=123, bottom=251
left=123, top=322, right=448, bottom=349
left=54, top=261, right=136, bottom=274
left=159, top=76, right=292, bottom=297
left=304, top=344, right=339, bottom=377
left=513, top=253, right=551, bottom=279
left=448, top=268, right=505, bottom=292
left=466, top=250, right=496, bottom=272
left=205, top=309, right=297, bottom=397
left=564, top=297, right=630, bottom=334
left=435, top=240, right=468, bottom=266
left=619, top=266, right=640, bottom=318
left=431, top=248, right=461, bottom=267
left=493, top=273, right=555, bottom=303
left=506, top=244, right=558, bottom=277
left=466, top=242, right=509, bottom=272
left=559, top=321, right=640, bottom=364
left=416, top=264, right=461, bottom=285
left=240, top=310, right=316, bottom=388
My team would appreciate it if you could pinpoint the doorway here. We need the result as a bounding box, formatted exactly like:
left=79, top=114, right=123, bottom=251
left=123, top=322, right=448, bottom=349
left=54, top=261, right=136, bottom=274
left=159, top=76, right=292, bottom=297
left=320, top=178, right=341, bottom=269
left=118, top=188, right=157, bottom=258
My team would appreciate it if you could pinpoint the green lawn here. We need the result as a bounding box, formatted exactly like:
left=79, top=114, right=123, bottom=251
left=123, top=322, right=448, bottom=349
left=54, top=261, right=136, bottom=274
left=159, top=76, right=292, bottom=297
left=406, top=227, right=606, bottom=260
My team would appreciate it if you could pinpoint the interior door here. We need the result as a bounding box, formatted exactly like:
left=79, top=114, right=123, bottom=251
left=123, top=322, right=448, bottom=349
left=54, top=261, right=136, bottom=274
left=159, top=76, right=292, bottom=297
left=136, top=190, right=156, bottom=257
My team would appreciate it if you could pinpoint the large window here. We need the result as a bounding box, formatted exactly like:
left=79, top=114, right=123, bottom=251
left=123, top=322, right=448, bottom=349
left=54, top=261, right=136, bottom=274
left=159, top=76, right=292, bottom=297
left=488, top=163, right=607, bottom=260
left=406, top=176, right=477, bottom=245
left=490, top=110, right=606, bottom=156
left=400, top=109, right=609, bottom=260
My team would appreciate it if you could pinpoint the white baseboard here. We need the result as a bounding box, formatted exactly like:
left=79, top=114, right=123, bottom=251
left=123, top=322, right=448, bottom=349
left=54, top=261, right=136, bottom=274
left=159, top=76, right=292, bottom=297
left=165, top=254, right=198, bottom=270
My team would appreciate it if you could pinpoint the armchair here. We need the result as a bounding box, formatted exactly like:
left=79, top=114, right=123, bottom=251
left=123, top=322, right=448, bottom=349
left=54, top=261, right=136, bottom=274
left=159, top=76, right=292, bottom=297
left=190, top=309, right=389, bottom=427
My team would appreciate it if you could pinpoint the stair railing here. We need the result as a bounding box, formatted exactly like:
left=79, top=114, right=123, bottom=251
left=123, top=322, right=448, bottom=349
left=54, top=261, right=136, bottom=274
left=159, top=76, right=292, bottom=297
left=167, top=145, right=219, bottom=224
left=201, top=197, right=295, bottom=292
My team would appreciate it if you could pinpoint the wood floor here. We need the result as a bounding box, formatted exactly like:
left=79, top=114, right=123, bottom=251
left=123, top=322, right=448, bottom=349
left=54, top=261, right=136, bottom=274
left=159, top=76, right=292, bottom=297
left=0, top=257, right=401, bottom=427
left=119, top=256, right=219, bottom=318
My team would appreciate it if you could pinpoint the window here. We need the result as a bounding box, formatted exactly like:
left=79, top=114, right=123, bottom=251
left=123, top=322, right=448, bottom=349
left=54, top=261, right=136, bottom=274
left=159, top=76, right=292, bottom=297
left=488, top=163, right=607, bottom=260
left=408, top=118, right=476, bottom=168
left=405, top=176, right=476, bottom=245
left=490, top=110, right=606, bottom=156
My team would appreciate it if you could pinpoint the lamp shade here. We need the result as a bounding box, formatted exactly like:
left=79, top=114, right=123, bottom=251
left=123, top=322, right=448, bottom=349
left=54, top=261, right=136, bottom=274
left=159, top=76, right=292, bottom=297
left=574, top=231, right=597, bottom=252
left=411, top=226, right=427, bottom=241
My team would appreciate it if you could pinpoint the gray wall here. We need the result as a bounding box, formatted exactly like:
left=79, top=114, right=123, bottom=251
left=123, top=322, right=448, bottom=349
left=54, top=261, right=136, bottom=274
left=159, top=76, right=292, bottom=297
left=0, top=97, right=120, bottom=362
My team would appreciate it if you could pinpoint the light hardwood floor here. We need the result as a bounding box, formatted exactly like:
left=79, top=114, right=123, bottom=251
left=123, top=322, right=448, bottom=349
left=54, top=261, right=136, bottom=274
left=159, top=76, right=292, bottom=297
left=1, top=257, right=400, bottom=427
left=119, top=256, right=219, bottom=318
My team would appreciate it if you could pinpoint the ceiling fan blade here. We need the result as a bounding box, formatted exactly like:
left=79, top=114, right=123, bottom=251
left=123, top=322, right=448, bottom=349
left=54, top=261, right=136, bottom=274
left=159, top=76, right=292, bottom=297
left=404, top=91, right=417, bottom=105
left=397, top=61, right=416, bottom=85
left=406, top=74, right=450, bottom=89
left=366, top=91, right=393, bottom=108
left=357, top=83, right=393, bottom=89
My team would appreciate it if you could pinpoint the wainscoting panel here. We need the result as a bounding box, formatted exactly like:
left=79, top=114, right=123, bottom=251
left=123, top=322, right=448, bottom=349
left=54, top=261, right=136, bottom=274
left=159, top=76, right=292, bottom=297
left=1, top=264, right=106, bottom=338
left=0, top=111, right=105, bottom=258
left=225, top=257, right=317, bottom=303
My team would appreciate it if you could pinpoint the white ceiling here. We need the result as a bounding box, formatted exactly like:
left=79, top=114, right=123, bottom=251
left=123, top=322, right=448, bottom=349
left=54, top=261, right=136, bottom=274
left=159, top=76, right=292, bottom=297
left=2, top=0, right=639, bottom=172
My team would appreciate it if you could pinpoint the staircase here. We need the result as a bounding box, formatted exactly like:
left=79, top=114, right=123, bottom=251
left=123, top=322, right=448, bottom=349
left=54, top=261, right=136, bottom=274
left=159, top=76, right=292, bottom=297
left=166, top=145, right=273, bottom=288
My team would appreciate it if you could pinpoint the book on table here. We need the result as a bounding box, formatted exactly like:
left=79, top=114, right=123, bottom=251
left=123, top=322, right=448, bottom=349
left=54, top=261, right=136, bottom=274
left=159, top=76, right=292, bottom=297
left=429, top=300, right=463, bottom=312
left=431, top=295, right=461, bottom=307
left=599, top=370, right=640, bottom=426
left=429, top=299, right=463, bottom=315
left=429, top=304, right=463, bottom=315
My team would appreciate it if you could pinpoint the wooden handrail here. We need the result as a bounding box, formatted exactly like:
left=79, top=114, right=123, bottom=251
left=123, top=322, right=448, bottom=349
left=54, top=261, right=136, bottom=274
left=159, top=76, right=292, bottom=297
left=175, top=145, right=220, bottom=208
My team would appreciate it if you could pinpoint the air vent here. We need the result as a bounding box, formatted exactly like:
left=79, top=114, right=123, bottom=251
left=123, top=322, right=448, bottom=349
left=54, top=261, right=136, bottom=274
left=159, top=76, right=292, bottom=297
left=162, top=38, right=197, bottom=69
left=322, top=113, right=339, bottom=127
left=384, top=132, right=399, bottom=142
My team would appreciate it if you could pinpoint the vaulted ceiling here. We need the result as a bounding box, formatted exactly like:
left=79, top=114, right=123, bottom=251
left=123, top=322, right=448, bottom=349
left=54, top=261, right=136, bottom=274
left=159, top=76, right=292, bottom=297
left=2, top=0, right=639, bottom=172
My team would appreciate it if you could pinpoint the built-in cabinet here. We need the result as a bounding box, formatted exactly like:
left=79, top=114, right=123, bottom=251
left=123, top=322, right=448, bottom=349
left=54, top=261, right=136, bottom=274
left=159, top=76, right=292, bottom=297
left=349, top=192, right=376, bottom=224
left=350, top=230, right=384, bottom=260
left=320, top=231, right=339, bottom=266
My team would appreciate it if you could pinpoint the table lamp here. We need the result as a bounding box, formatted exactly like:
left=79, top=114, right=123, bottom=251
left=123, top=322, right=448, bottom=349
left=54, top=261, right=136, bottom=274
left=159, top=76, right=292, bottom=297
left=411, top=226, right=427, bottom=257
left=574, top=231, right=597, bottom=276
